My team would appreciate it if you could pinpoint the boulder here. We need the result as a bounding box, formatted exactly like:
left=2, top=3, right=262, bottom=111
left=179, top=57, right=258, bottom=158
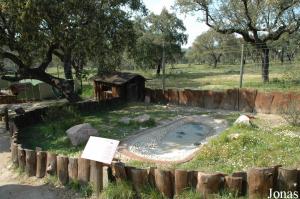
left=119, top=117, right=131, bottom=124
left=66, top=123, right=98, bottom=146
left=133, top=114, right=151, bottom=123
left=234, top=115, right=251, bottom=126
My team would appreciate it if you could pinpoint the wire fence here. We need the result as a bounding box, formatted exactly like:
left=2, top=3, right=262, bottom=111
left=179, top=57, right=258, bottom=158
left=143, top=43, right=300, bottom=92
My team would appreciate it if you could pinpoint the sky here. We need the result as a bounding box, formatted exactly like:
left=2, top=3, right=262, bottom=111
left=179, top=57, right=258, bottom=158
left=143, top=0, right=209, bottom=48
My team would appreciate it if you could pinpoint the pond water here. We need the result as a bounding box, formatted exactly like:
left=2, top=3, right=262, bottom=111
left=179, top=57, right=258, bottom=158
left=120, top=115, right=228, bottom=162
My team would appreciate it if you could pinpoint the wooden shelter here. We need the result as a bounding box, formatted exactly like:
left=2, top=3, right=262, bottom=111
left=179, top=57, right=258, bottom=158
left=92, top=72, right=145, bottom=102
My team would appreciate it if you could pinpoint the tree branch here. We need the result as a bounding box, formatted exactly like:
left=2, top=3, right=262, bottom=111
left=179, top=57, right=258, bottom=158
left=1, top=52, right=26, bottom=68
left=38, top=43, right=59, bottom=71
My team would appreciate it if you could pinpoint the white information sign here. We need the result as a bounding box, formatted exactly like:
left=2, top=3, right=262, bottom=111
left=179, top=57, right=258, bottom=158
left=81, top=136, right=120, bottom=164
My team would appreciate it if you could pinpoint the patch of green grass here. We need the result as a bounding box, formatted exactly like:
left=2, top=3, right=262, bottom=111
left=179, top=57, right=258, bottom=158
left=100, top=181, right=136, bottom=199
left=123, top=63, right=300, bottom=92
left=21, top=103, right=206, bottom=156
left=178, top=124, right=300, bottom=173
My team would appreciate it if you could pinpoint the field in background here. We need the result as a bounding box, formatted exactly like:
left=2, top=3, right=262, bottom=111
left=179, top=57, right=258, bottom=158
left=125, top=62, right=300, bottom=92
left=45, top=61, right=300, bottom=100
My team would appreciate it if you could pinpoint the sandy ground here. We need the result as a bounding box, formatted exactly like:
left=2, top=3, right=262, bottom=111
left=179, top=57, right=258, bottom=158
left=0, top=121, right=84, bottom=199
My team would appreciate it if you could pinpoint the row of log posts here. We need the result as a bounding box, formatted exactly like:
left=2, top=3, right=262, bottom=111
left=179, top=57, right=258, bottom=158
left=9, top=141, right=300, bottom=198
left=8, top=124, right=300, bottom=199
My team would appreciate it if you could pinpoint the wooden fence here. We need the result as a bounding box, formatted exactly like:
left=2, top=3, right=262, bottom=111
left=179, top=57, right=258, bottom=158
left=8, top=98, right=300, bottom=198
left=145, top=88, right=300, bottom=114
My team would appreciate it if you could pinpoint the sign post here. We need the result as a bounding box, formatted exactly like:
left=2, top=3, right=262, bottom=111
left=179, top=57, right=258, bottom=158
left=81, top=136, right=120, bottom=196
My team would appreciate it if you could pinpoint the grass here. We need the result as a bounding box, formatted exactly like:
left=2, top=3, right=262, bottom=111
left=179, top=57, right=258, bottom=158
left=123, top=63, right=300, bottom=92
left=100, top=181, right=248, bottom=199
left=21, top=103, right=205, bottom=156
left=21, top=102, right=300, bottom=174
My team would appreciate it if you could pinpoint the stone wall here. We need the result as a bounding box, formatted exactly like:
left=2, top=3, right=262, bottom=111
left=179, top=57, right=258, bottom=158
left=146, top=88, right=300, bottom=114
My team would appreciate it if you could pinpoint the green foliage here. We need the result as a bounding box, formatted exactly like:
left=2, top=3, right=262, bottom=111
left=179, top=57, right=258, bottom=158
left=188, top=29, right=240, bottom=67
left=129, top=9, right=187, bottom=71
left=100, top=181, right=135, bottom=199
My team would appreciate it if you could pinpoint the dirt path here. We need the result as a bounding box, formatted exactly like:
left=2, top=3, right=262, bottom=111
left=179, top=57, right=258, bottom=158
left=0, top=124, right=83, bottom=199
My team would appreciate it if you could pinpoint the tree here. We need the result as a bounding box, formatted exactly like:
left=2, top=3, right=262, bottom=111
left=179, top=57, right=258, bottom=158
left=130, top=8, right=187, bottom=75
left=176, top=0, right=300, bottom=82
left=0, top=0, right=144, bottom=102
left=190, top=29, right=239, bottom=67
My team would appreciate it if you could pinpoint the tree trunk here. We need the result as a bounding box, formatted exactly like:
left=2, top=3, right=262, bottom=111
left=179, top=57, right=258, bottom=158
left=156, top=62, right=161, bottom=75
left=130, top=168, right=148, bottom=195
left=261, top=47, right=270, bottom=83
left=225, top=176, right=243, bottom=197
left=111, top=162, right=127, bottom=182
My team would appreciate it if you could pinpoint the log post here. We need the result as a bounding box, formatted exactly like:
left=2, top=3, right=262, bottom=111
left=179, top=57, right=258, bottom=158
left=68, top=158, right=78, bottom=182
left=90, top=161, right=103, bottom=196
left=111, top=162, right=127, bottom=182
left=148, top=167, right=156, bottom=187
left=125, top=166, right=135, bottom=181
left=78, top=158, right=90, bottom=184
left=102, top=166, right=111, bottom=189
left=188, top=170, right=198, bottom=189
left=57, top=156, right=69, bottom=185
left=36, top=151, right=47, bottom=178
left=174, top=169, right=188, bottom=196
left=247, top=167, right=275, bottom=199
left=4, top=107, right=9, bottom=131
left=232, top=171, right=247, bottom=196
left=277, top=168, right=298, bottom=191
left=46, top=152, right=57, bottom=175
left=17, top=146, right=25, bottom=172
left=130, top=168, right=148, bottom=194
left=196, top=172, right=224, bottom=198
left=154, top=169, right=174, bottom=199
left=225, top=176, right=243, bottom=197
left=11, top=142, right=18, bottom=167
left=24, top=149, right=36, bottom=177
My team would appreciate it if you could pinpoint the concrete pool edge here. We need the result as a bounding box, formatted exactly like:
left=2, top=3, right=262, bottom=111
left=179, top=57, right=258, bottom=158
left=117, top=115, right=228, bottom=164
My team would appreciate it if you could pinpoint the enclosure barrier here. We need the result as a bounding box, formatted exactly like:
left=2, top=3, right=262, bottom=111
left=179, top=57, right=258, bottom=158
left=8, top=96, right=300, bottom=198
left=145, top=88, right=300, bottom=114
